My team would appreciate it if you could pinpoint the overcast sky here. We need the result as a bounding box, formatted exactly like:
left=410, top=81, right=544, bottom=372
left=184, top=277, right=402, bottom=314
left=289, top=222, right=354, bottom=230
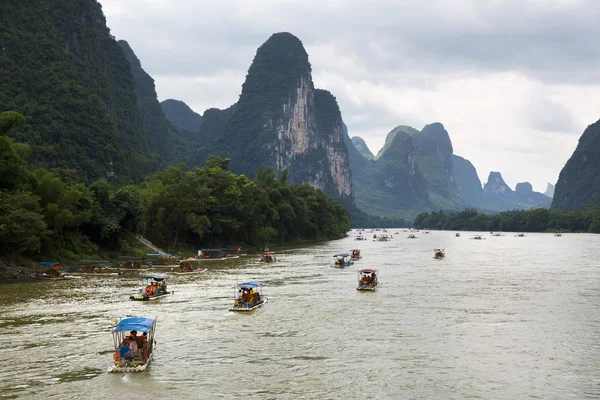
left=101, top=0, right=600, bottom=192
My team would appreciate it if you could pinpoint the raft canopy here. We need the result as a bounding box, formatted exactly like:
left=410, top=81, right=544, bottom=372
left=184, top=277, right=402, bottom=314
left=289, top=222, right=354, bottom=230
left=238, top=281, right=262, bottom=289
left=334, top=253, right=350, bottom=257
left=262, top=251, right=275, bottom=255
left=146, top=253, right=172, bottom=257
left=359, top=269, right=377, bottom=273
left=140, top=275, right=167, bottom=281
left=113, top=317, right=155, bottom=333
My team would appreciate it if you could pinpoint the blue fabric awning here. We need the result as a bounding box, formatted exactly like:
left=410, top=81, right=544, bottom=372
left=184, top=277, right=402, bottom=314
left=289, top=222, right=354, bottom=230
left=334, top=253, right=350, bottom=257
left=113, top=317, right=155, bottom=333
left=239, top=281, right=262, bottom=289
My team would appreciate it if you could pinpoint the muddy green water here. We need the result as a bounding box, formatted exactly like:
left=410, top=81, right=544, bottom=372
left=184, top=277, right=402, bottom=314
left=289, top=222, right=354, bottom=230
left=1, top=231, right=599, bottom=399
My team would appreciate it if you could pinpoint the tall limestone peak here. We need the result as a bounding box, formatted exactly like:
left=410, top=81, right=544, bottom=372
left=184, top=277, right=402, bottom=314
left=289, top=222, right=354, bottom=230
left=161, top=99, right=202, bottom=133
left=351, top=137, right=374, bottom=160
left=552, top=119, right=600, bottom=210
left=453, top=155, right=483, bottom=208
left=210, top=32, right=353, bottom=201
left=414, top=123, right=463, bottom=210
left=484, top=172, right=512, bottom=195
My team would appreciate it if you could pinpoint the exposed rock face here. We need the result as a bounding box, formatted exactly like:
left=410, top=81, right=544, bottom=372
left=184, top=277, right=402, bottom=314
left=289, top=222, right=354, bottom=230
left=552, top=119, right=600, bottom=210
left=207, top=32, right=353, bottom=201
left=544, top=182, right=555, bottom=198
left=161, top=99, right=202, bottom=133
left=351, top=136, right=374, bottom=160
left=453, top=155, right=483, bottom=208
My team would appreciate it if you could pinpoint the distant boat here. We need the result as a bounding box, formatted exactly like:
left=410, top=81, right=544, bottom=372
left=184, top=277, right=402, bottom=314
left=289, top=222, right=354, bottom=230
left=433, top=249, right=445, bottom=259
left=350, top=249, right=362, bottom=261
left=554, top=233, right=562, bottom=237
left=471, top=235, right=485, bottom=240
left=514, top=233, right=526, bottom=237
left=407, top=234, right=418, bottom=239
left=455, top=233, right=460, bottom=237
left=130, top=275, right=172, bottom=301
left=259, top=251, right=277, bottom=263
left=332, top=253, right=354, bottom=268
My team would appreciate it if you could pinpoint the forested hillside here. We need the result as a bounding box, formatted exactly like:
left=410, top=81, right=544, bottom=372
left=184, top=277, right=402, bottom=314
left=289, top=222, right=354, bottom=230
left=0, top=0, right=160, bottom=182
left=0, top=112, right=350, bottom=262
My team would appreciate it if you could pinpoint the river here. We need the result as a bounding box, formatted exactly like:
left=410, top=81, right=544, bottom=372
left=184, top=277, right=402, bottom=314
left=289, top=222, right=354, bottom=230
left=1, top=231, right=599, bottom=399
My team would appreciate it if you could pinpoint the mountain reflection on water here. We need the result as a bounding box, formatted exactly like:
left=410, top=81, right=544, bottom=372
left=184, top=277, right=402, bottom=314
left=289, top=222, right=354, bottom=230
left=1, top=231, right=599, bottom=399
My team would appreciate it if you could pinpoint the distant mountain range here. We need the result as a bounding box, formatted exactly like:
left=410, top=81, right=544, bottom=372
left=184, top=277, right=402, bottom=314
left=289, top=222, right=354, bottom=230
left=1, top=0, right=575, bottom=221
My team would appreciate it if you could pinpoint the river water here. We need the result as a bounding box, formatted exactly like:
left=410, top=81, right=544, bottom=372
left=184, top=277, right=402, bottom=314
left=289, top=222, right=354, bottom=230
left=1, top=231, right=600, bottom=399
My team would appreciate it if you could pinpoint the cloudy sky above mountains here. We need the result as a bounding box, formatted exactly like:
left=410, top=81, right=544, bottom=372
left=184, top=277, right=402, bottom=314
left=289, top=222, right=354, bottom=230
left=101, top=0, right=600, bottom=192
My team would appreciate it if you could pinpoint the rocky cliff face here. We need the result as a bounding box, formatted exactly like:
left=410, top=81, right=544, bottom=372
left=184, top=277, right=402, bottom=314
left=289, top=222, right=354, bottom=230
left=484, top=172, right=512, bottom=196
left=552, top=119, right=600, bottom=210
left=453, top=155, right=483, bottom=208
left=351, top=136, right=374, bottom=160
left=206, top=32, right=353, bottom=201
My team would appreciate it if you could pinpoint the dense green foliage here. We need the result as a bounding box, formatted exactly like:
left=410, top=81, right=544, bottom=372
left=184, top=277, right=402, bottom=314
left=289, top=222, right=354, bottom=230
left=351, top=136, right=374, bottom=160
left=552, top=119, right=600, bottom=210
left=0, top=112, right=350, bottom=261
left=414, top=208, right=600, bottom=233
left=0, top=0, right=160, bottom=182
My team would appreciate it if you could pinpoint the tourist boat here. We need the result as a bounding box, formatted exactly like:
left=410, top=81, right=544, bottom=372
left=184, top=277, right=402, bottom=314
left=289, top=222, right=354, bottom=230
left=130, top=275, right=171, bottom=301
left=170, top=263, right=208, bottom=275
left=490, top=232, right=504, bottom=237
left=350, top=249, right=362, bottom=261
left=407, top=234, right=418, bottom=239
left=455, top=233, right=460, bottom=237
left=514, top=233, right=526, bottom=237
left=554, top=232, right=562, bottom=237
left=433, top=248, right=445, bottom=259
left=423, top=231, right=430, bottom=234
left=357, top=269, right=378, bottom=290
left=109, top=317, right=156, bottom=373
left=31, top=262, right=72, bottom=280
left=196, top=249, right=227, bottom=260
left=332, top=253, right=354, bottom=268
left=229, top=281, right=267, bottom=312
left=471, top=235, right=485, bottom=240
left=354, top=235, right=368, bottom=241
left=259, top=251, right=277, bottom=263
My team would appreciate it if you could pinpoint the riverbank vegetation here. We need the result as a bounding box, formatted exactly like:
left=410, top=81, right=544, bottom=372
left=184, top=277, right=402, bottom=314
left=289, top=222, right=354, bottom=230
left=0, top=112, right=350, bottom=263
left=413, top=208, right=600, bottom=233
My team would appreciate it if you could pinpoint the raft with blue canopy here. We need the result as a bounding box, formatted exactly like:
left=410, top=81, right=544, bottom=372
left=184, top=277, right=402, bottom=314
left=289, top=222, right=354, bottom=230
left=332, top=253, right=354, bottom=268
left=109, top=316, right=156, bottom=373
left=229, top=281, right=267, bottom=312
